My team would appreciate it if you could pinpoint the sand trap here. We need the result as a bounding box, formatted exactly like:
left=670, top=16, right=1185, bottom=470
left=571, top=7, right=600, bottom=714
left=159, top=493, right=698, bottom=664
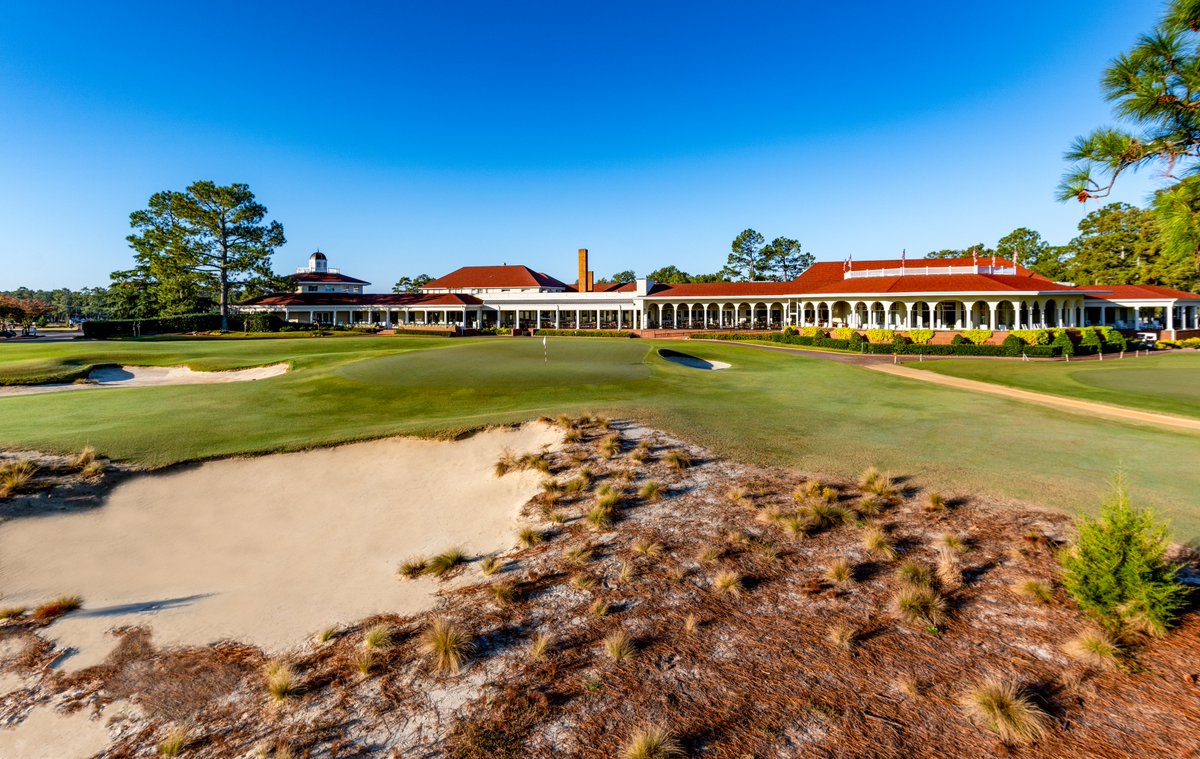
left=0, top=705, right=111, bottom=759
left=0, top=363, right=290, bottom=398
left=659, top=349, right=731, bottom=371
left=0, top=423, right=560, bottom=671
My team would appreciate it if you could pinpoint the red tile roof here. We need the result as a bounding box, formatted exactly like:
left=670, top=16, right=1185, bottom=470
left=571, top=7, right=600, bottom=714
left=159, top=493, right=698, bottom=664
left=422, top=265, right=568, bottom=290
left=240, top=292, right=483, bottom=307
left=647, top=281, right=801, bottom=297
left=1088, top=284, right=1200, bottom=300
left=287, top=271, right=371, bottom=285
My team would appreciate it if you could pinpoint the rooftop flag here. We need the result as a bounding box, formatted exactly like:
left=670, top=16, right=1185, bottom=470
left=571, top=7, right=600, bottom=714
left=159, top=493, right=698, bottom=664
left=972, top=247, right=978, bottom=266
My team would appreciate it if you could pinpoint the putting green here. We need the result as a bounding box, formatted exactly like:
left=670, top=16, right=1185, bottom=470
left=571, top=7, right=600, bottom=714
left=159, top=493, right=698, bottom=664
left=0, top=336, right=1197, bottom=541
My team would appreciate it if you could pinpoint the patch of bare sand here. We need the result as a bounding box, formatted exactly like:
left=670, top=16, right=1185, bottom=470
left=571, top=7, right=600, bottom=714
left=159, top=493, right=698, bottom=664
left=0, top=363, right=290, bottom=397
left=0, top=705, right=111, bottom=759
left=0, top=423, right=561, bottom=671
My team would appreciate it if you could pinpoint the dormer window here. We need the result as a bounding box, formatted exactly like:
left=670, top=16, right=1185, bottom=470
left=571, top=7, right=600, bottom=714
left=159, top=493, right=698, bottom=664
left=307, top=285, right=317, bottom=292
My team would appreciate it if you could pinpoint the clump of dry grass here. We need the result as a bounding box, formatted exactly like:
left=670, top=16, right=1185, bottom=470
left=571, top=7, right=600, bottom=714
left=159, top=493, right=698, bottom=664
left=352, top=650, right=375, bottom=675
left=856, top=495, right=886, bottom=516
left=859, top=466, right=896, bottom=499
left=421, top=617, right=472, bottom=674
left=317, top=626, right=338, bottom=644
left=491, top=581, right=517, bottom=606
left=683, top=613, right=698, bottom=635
left=755, top=505, right=784, bottom=524
left=599, top=433, right=622, bottom=459
left=529, top=632, right=551, bottom=660
left=631, top=441, right=652, bottom=463
left=398, top=557, right=428, bottom=579
left=425, top=547, right=468, bottom=577
left=632, top=540, right=663, bottom=558
left=603, top=629, right=636, bottom=661
left=862, top=526, right=896, bottom=560
left=825, top=557, right=854, bottom=583
left=827, top=622, right=858, bottom=651
left=726, top=486, right=751, bottom=508
left=0, top=606, right=29, bottom=621
left=696, top=544, right=722, bottom=563
left=639, top=480, right=662, bottom=501
left=713, top=570, right=743, bottom=597
left=754, top=541, right=780, bottom=561
left=264, top=660, right=297, bottom=700
left=622, top=726, right=685, bottom=759
left=1064, top=628, right=1122, bottom=669
left=0, top=460, right=38, bottom=497
left=780, top=513, right=807, bottom=536
left=959, top=678, right=1049, bottom=745
left=936, top=532, right=967, bottom=553
left=157, top=726, right=188, bottom=756
left=935, top=547, right=961, bottom=590
left=480, top=556, right=503, bottom=575
left=80, top=460, right=105, bottom=480
left=518, top=527, right=546, bottom=548
left=71, top=445, right=96, bottom=469
left=596, top=485, right=625, bottom=509
left=541, top=478, right=562, bottom=493
left=1012, top=578, right=1054, bottom=605
left=924, top=492, right=947, bottom=512
left=32, top=594, right=82, bottom=622
left=566, top=546, right=595, bottom=564
left=571, top=573, right=597, bottom=590
left=892, top=586, right=947, bottom=628
left=804, top=502, right=851, bottom=531
left=664, top=450, right=692, bottom=470
left=564, top=428, right=584, bottom=444
left=896, top=560, right=936, bottom=589
left=363, top=623, right=395, bottom=650
left=893, top=674, right=922, bottom=698
left=590, top=599, right=611, bottom=617
left=494, top=448, right=519, bottom=477
left=586, top=504, right=615, bottom=531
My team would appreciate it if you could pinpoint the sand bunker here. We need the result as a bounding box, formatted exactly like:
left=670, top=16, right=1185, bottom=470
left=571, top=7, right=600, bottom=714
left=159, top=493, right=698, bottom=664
left=658, top=348, right=730, bottom=371
left=0, top=363, right=290, bottom=398
left=0, top=423, right=561, bottom=671
left=0, top=705, right=112, bottom=759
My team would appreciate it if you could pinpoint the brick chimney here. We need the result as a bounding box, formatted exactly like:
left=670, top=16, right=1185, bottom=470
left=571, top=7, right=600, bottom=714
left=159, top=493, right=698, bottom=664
left=578, top=248, right=592, bottom=292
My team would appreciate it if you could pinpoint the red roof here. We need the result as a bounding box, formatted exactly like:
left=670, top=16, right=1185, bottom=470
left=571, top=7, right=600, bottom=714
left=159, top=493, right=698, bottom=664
left=287, top=271, right=371, bottom=285
left=422, top=265, right=568, bottom=290
left=1088, top=284, right=1200, bottom=300
left=647, top=281, right=801, bottom=297
left=240, top=292, right=483, bottom=307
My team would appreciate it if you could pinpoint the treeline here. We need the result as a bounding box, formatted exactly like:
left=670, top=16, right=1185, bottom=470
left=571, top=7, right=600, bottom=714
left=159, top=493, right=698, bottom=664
left=925, top=203, right=1198, bottom=292
left=0, top=288, right=111, bottom=323
left=601, top=227, right=814, bottom=285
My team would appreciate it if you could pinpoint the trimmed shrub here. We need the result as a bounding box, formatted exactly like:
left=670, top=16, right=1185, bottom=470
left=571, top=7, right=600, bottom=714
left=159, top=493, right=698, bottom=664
left=1051, top=329, right=1075, bottom=356
left=83, top=313, right=286, bottom=338
left=1059, top=486, right=1189, bottom=637
left=799, top=326, right=825, bottom=338
left=961, top=329, right=993, bottom=345
left=1012, top=329, right=1051, bottom=345
left=831, top=327, right=857, bottom=341
left=782, top=325, right=798, bottom=336
left=535, top=329, right=636, bottom=338
left=950, top=334, right=968, bottom=345
left=1001, top=333, right=1024, bottom=356
left=865, top=329, right=895, bottom=343
left=908, top=329, right=934, bottom=345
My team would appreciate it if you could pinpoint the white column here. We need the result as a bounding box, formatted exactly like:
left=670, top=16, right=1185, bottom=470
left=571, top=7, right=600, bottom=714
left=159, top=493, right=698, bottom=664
left=617, top=307, right=623, bottom=330
left=1167, top=303, right=1175, bottom=335
left=988, top=302, right=999, bottom=331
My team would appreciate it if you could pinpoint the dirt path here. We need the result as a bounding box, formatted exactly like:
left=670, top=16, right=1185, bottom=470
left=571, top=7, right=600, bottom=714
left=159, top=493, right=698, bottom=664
left=868, top=363, right=1200, bottom=432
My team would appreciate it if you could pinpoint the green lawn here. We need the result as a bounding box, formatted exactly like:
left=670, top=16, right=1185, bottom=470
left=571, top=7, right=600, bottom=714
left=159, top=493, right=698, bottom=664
left=911, top=351, right=1200, bottom=419
left=1, top=336, right=1198, bottom=541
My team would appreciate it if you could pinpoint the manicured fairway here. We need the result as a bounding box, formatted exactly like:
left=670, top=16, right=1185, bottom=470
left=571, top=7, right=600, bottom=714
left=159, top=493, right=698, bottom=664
left=1, top=336, right=1198, bottom=541
left=911, top=351, right=1200, bottom=419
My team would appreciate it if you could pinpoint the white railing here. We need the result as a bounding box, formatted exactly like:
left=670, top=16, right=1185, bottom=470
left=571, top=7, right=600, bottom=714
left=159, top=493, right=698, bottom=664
left=294, top=267, right=342, bottom=274
left=844, top=264, right=1016, bottom=279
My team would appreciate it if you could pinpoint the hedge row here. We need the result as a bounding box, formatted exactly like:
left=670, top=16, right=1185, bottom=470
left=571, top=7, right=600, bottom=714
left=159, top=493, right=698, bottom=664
left=692, top=332, right=1062, bottom=357
left=534, top=329, right=637, bottom=338
left=83, top=313, right=288, bottom=339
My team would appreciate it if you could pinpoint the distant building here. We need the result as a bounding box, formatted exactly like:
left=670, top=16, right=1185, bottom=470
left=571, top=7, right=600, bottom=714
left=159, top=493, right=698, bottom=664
left=238, top=249, right=1200, bottom=338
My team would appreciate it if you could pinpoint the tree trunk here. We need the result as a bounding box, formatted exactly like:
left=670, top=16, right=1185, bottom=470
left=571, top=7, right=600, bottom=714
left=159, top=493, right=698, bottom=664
left=220, top=268, right=229, bottom=331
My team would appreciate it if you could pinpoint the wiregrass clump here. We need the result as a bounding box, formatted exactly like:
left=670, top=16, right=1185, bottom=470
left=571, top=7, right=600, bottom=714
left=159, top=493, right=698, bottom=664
left=713, top=570, right=743, bottom=597
left=425, top=547, right=468, bottom=577
left=827, top=622, right=858, bottom=651
left=421, top=617, right=473, bottom=674
left=664, top=450, right=692, bottom=470
left=364, top=623, right=395, bottom=650
left=264, top=661, right=297, bottom=700
left=863, top=526, right=897, bottom=560
left=0, top=460, right=37, bottom=497
left=622, top=726, right=685, bottom=759
left=959, top=678, right=1050, bottom=745
left=1064, top=628, right=1122, bottom=669
left=825, top=557, right=854, bottom=584
left=639, top=480, right=663, bottom=502
left=32, top=594, right=82, bottom=622
left=892, top=586, right=947, bottom=629
left=398, top=557, right=428, bottom=579
left=518, top=527, right=546, bottom=548
left=603, top=629, right=636, bottom=661
left=1012, top=578, right=1054, bottom=605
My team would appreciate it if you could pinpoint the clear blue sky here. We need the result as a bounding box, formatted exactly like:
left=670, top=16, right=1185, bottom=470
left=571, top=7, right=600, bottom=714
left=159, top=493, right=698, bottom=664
left=0, top=1, right=1167, bottom=290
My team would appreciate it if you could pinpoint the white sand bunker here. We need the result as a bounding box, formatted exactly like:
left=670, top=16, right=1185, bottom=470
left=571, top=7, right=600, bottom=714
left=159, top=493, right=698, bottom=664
left=0, top=423, right=561, bottom=671
left=659, top=348, right=730, bottom=371
left=0, top=705, right=112, bottom=759
left=0, top=363, right=290, bottom=398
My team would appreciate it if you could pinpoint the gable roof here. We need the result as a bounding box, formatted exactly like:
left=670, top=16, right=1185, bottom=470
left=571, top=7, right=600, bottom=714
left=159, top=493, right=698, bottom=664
left=423, top=265, right=569, bottom=290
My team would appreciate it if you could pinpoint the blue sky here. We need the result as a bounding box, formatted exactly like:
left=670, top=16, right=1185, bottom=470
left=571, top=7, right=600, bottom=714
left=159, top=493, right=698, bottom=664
left=0, top=1, right=1168, bottom=290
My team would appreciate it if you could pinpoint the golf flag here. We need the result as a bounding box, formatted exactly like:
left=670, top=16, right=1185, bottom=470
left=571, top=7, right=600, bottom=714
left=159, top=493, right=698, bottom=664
left=901, top=249, right=906, bottom=268
left=972, top=247, right=978, bottom=266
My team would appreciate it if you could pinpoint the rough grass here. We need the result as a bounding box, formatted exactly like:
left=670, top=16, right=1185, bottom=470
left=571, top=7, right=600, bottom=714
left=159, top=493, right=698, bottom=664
left=421, top=617, right=472, bottom=674
left=621, top=726, right=684, bottom=759
left=425, top=547, right=468, bottom=577
left=264, top=661, right=297, bottom=700
left=1064, top=628, right=1122, bottom=669
left=31, top=594, right=82, bottom=622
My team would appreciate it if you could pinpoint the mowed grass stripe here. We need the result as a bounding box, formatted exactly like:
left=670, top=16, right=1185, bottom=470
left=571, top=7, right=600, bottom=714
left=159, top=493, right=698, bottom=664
left=0, top=337, right=1196, bottom=541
